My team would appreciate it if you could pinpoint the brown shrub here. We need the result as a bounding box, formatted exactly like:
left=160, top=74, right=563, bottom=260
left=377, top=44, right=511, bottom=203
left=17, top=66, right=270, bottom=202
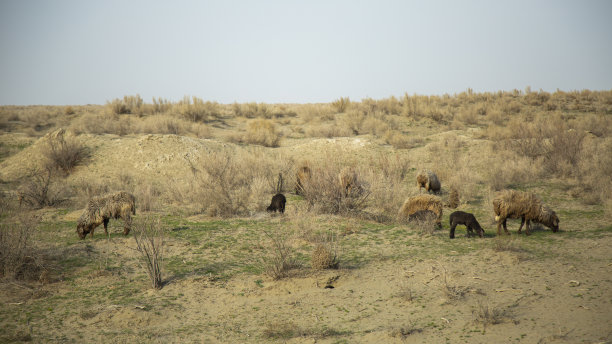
left=0, top=213, right=43, bottom=281
left=244, top=119, right=281, bottom=147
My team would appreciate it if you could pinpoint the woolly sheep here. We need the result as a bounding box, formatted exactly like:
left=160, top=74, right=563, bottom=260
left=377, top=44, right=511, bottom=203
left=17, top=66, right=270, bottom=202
left=76, top=191, right=136, bottom=239
left=398, top=194, right=443, bottom=228
left=416, top=170, right=441, bottom=194
left=492, top=190, right=559, bottom=236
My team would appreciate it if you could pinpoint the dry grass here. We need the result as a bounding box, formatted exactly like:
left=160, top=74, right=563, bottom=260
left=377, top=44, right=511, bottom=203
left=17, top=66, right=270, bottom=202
left=0, top=212, right=43, bottom=280
left=244, top=119, right=281, bottom=147
left=472, top=302, right=506, bottom=329
left=261, top=229, right=301, bottom=280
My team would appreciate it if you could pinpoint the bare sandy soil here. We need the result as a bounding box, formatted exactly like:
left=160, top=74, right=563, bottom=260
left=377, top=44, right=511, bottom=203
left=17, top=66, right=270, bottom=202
left=1, top=129, right=611, bottom=343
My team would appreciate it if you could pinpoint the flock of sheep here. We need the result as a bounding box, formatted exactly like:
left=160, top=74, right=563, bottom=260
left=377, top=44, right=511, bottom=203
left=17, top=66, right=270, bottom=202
left=76, top=168, right=560, bottom=240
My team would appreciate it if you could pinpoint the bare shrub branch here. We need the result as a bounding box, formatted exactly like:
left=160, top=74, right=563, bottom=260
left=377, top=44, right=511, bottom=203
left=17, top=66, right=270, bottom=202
left=133, top=216, right=165, bottom=289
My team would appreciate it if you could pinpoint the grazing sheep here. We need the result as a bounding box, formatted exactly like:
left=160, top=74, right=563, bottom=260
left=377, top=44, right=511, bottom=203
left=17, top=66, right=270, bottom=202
left=449, top=211, right=484, bottom=239
left=295, top=165, right=311, bottom=195
left=76, top=191, right=136, bottom=239
left=416, top=170, right=441, bottom=194
left=338, top=167, right=358, bottom=196
left=266, top=193, right=286, bottom=214
left=492, top=190, right=560, bottom=236
left=398, top=194, right=443, bottom=228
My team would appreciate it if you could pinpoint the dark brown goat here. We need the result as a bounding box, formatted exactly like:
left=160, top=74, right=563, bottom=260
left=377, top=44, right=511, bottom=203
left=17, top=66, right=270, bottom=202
left=267, top=193, right=286, bottom=214
left=449, top=211, right=484, bottom=239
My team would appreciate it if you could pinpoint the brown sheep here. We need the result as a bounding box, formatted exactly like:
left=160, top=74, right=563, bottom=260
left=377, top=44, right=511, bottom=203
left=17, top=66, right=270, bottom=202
left=76, top=191, right=136, bottom=239
left=492, top=190, right=559, bottom=236
left=338, top=167, right=358, bottom=196
left=295, top=165, right=311, bottom=195
left=449, top=211, right=484, bottom=239
left=416, top=170, right=441, bottom=194
left=398, top=194, right=443, bottom=228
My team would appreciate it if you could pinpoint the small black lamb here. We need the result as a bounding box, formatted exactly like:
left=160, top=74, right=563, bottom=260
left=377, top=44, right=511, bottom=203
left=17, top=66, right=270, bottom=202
left=449, top=211, right=484, bottom=239
left=267, top=193, right=286, bottom=214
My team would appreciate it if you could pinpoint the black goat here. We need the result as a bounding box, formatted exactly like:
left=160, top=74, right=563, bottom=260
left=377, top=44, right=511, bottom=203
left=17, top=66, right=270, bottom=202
left=267, top=193, right=286, bottom=214
left=449, top=211, right=484, bottom=239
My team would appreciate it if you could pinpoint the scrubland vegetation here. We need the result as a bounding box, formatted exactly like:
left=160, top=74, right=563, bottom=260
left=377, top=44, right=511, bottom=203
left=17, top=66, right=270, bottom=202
left=1, top=88, right=611, bottom=343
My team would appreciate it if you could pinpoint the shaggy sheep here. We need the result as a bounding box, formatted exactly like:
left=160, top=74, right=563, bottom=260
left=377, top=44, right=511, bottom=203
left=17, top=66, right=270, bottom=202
left=449, top=211, right=484, bottom=239
left=492, top=190, right=559, bottom=236
left=338, top=167, right=358, bottom=196
left=266, top=193, right=286, bottom=214
left=416, top=170, right=441, bottom=194
left=398, top=194, right=443, bottom=228
left=295, top=165, right=311, bottom=195
left=76, top=191, right=136, bottom=239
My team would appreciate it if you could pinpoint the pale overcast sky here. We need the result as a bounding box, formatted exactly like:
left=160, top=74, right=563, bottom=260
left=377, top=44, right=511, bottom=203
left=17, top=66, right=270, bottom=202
left=1, top=0, right=611, bottom=105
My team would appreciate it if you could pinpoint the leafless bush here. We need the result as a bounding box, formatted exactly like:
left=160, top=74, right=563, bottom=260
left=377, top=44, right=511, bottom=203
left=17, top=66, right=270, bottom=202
left=177, top=96, right=221, bottom=122
left=133, top=216, right=165, bottom=289
left=18, top=167, right=68, bottom=208
left=301, top=165, right=370, bottom=215
left=261, top=229, right=300, bottom=280
left=0, top=213, right=43, bottom=280
left=189, top=150, right=273, bottom=216
left=42, top=135, right=87, bottom=174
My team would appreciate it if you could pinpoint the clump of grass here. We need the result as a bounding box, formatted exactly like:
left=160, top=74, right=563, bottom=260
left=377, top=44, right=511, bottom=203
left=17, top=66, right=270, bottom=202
left=244, top=119, right=281, bottom=147
left=133, top=216, right=165, bottom=289
left=331, top=97, right=351, bottom=113
left=389, top=323, right=421, bottom=339
left=107, top=94, right=143, bottom=115
left=311, top=243, right=338, bottom=270
left=491, top=236, right=523, bottom=252
left=176, top=96, right=221, bottom=122
left=262, top=321, right=346, bottom=339
left=472, top=302, right=505, bottom=329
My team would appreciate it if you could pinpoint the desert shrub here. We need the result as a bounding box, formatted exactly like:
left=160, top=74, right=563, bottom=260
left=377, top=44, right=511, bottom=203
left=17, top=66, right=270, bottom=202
left=0, top=213, right=43, bottom=280
left=64, top=106, right=76, bottom=115
left=136, top=114, right=186, bottom=135
left=311, top=230, right=339, bottom=270
left=301, top=164, right=369, bottom=215
left=383, top=129, right=420, bottom=149
left=150, top=97, right=173, bottom=114
left=331, top=97, right=350, bottom=113
left=133, top=216, right=165, bottom=289
left=244, top=119, right=281, bottom=147
left=106, top=95, right=143, bottom=115
left=176, top=96, right=221, bottom=122
left=18, top=167, right=68, bottom=208
left=232, top=102, right=271, bottom=118
left=261, top=229, right=300, bottom=280
left=304, top=122, right=352, bottom=138
left=188, top=150, right=273, bottom=216
left=42, top=135, right=87, bottom=174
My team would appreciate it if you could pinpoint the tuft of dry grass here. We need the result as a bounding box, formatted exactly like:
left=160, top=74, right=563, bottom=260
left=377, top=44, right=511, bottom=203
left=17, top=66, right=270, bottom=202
left=261, top=229, right=300, bottom=280
left=472, top=302, right=506, bottom=329
left=244, top=119, right=281, bottom=147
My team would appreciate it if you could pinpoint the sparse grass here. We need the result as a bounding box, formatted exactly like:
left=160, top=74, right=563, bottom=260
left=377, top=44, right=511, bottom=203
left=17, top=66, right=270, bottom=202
left=472, top=302, right=506, bottom=329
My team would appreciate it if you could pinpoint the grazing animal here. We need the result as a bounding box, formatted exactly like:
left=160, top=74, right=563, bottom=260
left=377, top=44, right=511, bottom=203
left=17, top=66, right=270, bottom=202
left=338, top=167, right=358, bottom=196
left=398, top=194, right=443, bottom=228
left=416, top=170, right=441, bottom=194
left=492, top=190, right=559, bottom=236
left=295, top=165, right=311, bottom=195
left=76, top=191, right=136, bottom=239
left=266, top=193, right=286, bottom=213
left=449, top=211, right=484, bottom=239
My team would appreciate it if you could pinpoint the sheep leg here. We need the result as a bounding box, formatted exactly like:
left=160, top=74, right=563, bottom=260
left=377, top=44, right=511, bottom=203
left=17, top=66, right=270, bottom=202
left=518, top=217, right=525, bottom=234
left=466, top=225, right=473, bottom=237
left=525, top=219, right=532, bottom=236
left=123, top=215, right=131, bottom=235
left=450, top=222, right=456, bottom=239
left=502, top=218, right=510, bottom=235
left=496, top=220, right=502, bottom=236
left=103, top=218, right=109, bottom=235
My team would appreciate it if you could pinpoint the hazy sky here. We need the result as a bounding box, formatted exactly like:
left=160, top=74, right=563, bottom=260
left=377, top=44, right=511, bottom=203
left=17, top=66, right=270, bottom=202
left=1, top=0, right=611, bottom=105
